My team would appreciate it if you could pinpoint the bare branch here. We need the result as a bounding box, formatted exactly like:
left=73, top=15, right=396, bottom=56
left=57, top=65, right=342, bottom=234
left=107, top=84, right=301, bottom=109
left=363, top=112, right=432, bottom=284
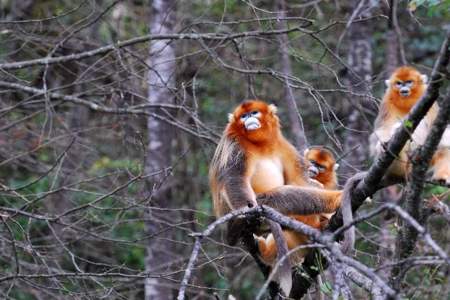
left=0, top=27, right=308, bottom=71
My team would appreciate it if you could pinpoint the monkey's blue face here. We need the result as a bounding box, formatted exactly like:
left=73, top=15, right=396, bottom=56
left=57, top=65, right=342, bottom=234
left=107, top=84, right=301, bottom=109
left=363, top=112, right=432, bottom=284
left=308, top=160, right=325, bottom=177
left=240, top=110, right=262, bottom=131
left=394, top=80, right=413, bottom=97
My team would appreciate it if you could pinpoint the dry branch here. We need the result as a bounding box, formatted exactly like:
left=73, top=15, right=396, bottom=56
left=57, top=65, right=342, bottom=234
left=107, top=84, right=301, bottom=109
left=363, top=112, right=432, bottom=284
left=292, top=29, right=450, bottom=298
left=0, top=27, right=308, bottom=71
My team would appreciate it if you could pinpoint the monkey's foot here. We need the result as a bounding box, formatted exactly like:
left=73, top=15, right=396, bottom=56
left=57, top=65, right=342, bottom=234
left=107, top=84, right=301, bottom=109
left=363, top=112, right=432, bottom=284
left=253, top=234, right=266, bottom=254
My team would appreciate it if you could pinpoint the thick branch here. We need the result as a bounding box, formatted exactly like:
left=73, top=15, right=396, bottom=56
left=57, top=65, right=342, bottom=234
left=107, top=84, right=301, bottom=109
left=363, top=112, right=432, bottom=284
left=177, top=206, right=398, bottom=300
left=294, top=29, right=450, bottom=298
left=390, top=87, right=450, bottom=288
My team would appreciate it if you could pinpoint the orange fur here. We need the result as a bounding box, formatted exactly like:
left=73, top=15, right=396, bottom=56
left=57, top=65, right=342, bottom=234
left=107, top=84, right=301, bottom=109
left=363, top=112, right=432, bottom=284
left=305, top=147, right=338, bottom=190
left=383, top=66, right=427, bottom=115
left=369, top=66, right=449, bottom=183
left=304, top=147, right=339, bottom=228
left=209, top=100, right=342, bottom=267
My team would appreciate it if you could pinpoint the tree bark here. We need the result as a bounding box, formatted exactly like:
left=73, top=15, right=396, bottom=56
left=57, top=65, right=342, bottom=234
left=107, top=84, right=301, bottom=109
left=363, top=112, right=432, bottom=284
left=383, top=0, right=406, bottom=75
left=144, top=0, right=176, bottom=299
left=276, top=0, right=307, bottom=152
left=341, top=0, right=376, bottom=180
left=377, top=0, right=405, bottom=279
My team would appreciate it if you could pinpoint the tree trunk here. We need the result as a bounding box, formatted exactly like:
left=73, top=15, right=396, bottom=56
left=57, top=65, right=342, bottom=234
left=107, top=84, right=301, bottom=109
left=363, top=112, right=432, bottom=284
left=384, top=0, right=405, bottom=75
left=341, top=0, right=376, bottom=180
left=377, top=0, right=404, bottom=279
left=144, top=0, right=176, bottom=299
left=276, top=0, right=307, bottom=152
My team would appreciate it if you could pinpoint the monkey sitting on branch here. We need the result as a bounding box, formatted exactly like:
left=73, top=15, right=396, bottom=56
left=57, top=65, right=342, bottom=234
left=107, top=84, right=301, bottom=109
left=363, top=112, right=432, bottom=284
left=209, top=99, right=345, bottom=293
left=369, top=66, right=450, bottom=184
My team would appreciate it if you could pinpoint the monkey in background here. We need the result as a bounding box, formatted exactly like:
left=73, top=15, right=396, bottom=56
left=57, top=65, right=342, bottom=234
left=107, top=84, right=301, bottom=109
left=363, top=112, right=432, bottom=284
left=304, top=147, right=339, bottom=226
left=254, top=146, right=341, bottom=266
left=304, top=147, right=339, bottom=190
left=369, top=66, right=450, bottom=184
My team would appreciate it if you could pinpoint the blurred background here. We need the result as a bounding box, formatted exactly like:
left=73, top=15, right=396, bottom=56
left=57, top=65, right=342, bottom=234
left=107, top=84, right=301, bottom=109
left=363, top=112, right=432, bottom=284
left=0, top=0, right=449, bottom=299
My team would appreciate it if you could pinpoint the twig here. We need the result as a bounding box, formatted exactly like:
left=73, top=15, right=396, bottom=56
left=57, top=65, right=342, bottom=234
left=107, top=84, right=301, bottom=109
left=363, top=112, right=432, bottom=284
left=0, top=27, right=308, bottom=71
left=295, top=29, right=450, bottom=298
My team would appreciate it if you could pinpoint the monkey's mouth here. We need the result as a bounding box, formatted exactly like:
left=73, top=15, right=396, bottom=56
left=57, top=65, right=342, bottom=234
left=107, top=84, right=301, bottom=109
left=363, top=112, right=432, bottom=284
left=244, top=117, right=261, bottom=131
left=308, top=166, right=319, bottom=178
left=400, top=90, right=410, bottom=97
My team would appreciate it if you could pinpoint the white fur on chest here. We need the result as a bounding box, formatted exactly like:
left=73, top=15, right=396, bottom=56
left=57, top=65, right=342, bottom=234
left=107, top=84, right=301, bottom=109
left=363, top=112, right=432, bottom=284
left=250, top=157, right=284, bottom=193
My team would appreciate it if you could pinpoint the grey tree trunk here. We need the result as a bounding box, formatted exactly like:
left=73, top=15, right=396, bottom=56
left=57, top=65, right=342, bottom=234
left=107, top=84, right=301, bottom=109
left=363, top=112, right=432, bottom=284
left=276, top=0, right=307, bottom=152
left=144, top=0, right=176, bottom=299
left=341, top=0, right=376, bottom=180
left=384, top=0, right=405, bottom=75
left=377, top=0, right=404, bottom=280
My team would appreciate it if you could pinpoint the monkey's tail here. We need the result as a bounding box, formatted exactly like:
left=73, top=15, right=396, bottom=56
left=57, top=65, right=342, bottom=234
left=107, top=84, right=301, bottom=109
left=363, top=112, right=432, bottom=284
left=341, top=172, right=367, bottom=255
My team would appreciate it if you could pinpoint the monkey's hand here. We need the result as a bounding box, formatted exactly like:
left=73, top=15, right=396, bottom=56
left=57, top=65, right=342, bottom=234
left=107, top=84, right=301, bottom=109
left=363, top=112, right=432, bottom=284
left=309, top=178, right=324, bottom=188
left=247, top=196, right=258, bottom=208
left=226, top=213, right=263, bottom=245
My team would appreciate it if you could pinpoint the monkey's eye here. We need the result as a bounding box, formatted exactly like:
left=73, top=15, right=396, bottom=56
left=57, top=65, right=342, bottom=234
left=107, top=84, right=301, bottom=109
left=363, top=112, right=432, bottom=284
left=251, top=111, right=258, bottom=115
left=240, top=113, right=248, bottom=120
left=395, top=81, right=402, bottom=86
left=405, top=80, right=413, bottom=86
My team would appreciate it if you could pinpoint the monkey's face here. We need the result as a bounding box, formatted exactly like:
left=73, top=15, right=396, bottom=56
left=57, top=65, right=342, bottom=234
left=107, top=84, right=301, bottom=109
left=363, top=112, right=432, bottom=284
left=385, top=67, right=428, bottom=110
left=394, top=80, right=414, bottom=97
left=304, top=148, right=337, bottom=181
left=307, top=160, right=325, bottom=178
left=227, top=100, right=280, bottom=142
left=240, top=110, right=262, bottom=131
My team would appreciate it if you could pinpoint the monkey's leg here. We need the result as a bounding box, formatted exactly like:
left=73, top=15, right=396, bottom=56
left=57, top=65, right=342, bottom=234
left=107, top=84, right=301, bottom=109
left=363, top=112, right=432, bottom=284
left=255, top=234, right=277, bottom=265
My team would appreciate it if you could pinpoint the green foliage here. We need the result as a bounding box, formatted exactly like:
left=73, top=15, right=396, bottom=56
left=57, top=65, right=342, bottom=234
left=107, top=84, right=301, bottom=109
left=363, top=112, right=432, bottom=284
left=403, top=119, right=413, bottom=129
left=8, top=289, right=35, bottom=300
left=89, top=156, right=141, bottom=175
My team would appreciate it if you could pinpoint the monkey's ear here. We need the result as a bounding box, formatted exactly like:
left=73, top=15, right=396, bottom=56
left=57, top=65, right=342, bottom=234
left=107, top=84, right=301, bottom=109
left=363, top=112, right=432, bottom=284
left=227, top=113, right=235, bottom=123
left=303, top=148, right=309, bottom=156
left=421, top=74, right=428, bottom=84
left=269, top=104, right=278, bottom=114
left=334, top=163, right=340, bottom=171
left=385, top=79, right=390, bottom=88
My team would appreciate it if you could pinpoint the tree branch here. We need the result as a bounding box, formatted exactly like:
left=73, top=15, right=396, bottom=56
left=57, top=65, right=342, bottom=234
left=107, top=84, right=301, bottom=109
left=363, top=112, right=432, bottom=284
left=0, top=27, right=308, bottom=71
left=390, top=86, right=450, bottom=288
left=293, top=29, right=450, bottom=298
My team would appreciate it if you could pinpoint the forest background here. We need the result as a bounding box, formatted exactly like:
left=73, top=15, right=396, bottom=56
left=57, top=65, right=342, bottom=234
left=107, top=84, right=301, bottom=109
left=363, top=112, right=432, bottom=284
left=1, top=0, right=450, bottom=299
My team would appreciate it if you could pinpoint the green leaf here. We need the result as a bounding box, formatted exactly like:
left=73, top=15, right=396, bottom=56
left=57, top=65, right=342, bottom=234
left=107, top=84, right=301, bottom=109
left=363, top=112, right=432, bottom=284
left=403, top=120, right=413, bottom=128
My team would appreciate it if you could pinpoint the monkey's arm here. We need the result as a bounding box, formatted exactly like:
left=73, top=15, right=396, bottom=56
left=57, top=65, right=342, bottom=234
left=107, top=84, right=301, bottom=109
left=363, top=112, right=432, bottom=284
left=280, top=142, right=311, bottom=186
left=257, top=186, right=342, bottom=215
left=219, top=144, right=257, bottom=209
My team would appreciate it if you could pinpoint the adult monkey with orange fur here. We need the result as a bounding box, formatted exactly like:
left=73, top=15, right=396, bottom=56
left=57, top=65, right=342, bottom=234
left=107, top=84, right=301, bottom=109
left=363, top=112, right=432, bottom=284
left=209, top=100, right=343, bottom=293
left=210, top=100, right=343, bottom=219
left=255, top=146, right=340, bottom=266
left=369, top=66, right=450, bottom=183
